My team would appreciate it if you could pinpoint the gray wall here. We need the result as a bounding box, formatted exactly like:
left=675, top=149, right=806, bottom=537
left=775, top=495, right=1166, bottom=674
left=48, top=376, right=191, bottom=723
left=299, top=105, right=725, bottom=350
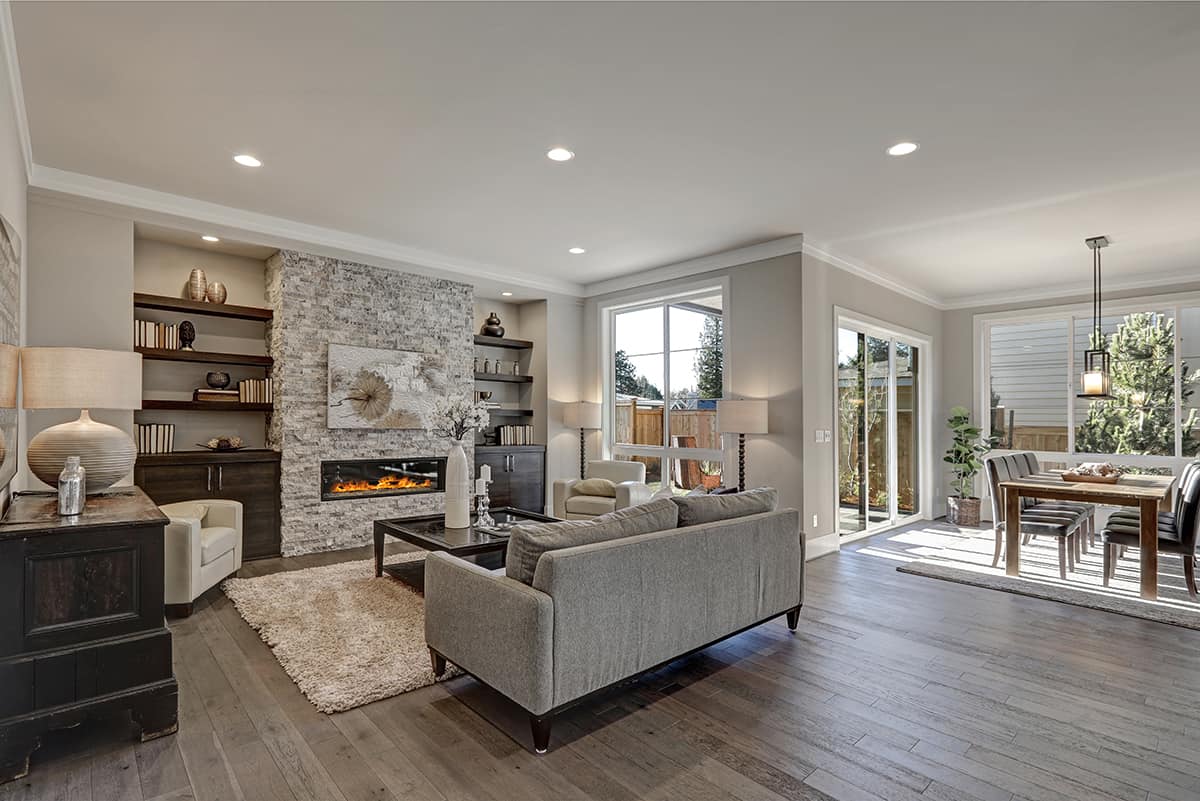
left=23, top=199, right=134, bottom=490
left=266, top=250, right=473, bottom=555
left=801, top=252, right=944, bottom=557
left=1, top=47, right=25, bottom=501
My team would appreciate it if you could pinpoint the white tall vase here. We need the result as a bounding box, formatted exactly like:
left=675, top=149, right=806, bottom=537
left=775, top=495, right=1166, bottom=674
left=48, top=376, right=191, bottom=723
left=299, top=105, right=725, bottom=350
left=444, top=441, right=471, bottom=529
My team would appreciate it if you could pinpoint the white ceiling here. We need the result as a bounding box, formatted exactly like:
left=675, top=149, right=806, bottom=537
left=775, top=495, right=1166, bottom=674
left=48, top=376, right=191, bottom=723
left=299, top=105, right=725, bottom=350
left=11, top=2, right=1200, bottom=306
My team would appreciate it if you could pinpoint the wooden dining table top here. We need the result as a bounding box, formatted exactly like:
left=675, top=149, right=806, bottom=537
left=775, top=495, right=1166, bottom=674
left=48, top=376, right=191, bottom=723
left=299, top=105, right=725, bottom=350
left=998, top=471, right=1176, bottom=501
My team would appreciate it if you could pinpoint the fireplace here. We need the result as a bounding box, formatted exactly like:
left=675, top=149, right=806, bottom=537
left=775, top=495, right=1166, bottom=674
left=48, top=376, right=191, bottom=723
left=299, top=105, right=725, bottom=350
left=320, top=457, right=446, bottom=501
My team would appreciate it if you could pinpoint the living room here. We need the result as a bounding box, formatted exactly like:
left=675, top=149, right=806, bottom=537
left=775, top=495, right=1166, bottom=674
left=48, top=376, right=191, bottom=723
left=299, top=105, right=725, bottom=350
left=3, top=3, right=1200, bottom=800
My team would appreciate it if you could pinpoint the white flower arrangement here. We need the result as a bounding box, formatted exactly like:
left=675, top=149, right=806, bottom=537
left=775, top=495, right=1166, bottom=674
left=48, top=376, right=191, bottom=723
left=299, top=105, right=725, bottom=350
left=430, top=395, right=490, bottom=441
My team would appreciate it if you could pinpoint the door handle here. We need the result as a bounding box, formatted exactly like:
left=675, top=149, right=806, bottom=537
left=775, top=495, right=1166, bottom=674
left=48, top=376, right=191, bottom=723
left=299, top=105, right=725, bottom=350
left=507, top=455, right=514, bottom=472
left=207, top=466, right=213, bottom=493
left=218, top=466, right=224, bottom=491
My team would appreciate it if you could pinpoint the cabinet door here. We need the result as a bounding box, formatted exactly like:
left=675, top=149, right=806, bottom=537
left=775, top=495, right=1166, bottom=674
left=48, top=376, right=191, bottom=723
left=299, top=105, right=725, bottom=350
left=507, top=451, right=545, bottom=514
left=135, top=463, right=212, bottom=505
left=475, top=450, right=512, bottom=508
left=212, top=461, right=280, bottom=560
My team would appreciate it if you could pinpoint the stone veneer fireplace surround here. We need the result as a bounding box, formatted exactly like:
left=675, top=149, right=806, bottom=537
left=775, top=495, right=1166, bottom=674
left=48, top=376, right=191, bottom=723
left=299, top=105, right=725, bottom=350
left=266, top=250, right=473, bottom=555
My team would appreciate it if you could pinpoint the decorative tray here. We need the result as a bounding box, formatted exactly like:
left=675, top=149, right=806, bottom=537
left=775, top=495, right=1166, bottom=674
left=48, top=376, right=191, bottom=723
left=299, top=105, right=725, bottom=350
left=1061, top=471, right=1121, bottom=484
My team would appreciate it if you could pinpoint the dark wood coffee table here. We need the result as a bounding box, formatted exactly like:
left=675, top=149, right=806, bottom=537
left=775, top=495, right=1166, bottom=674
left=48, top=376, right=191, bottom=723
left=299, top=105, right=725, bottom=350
left=373, top=508, right=558, bottom=590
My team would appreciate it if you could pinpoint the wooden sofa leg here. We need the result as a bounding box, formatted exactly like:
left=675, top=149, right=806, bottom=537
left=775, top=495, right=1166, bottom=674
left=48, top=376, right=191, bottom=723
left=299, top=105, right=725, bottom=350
left=530, top=715, right=552, bottom=754
left=429, top=648, right=446, bottom=677
left=786, top=606, right=801, bottom=631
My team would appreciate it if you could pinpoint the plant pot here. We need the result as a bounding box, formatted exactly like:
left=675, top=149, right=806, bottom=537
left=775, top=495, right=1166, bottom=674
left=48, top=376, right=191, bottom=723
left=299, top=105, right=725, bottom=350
left=701, top=474, right=721, bottom=491
left=947, top=496, right=981, bottom=527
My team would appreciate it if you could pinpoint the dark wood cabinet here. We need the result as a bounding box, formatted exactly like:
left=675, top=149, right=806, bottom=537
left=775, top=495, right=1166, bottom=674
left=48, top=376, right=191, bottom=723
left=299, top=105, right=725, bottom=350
left=0, top=489, right=177, bottom=783
left=476, top=445, right=545, bottom=515
left=135, top=450, right=281, bottom=560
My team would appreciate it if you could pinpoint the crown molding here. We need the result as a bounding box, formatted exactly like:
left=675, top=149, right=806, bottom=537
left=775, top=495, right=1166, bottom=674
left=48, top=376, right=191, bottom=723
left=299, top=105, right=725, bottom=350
left=940, top=264, right=1200, bottom=310
left=0, top=1, right=31, bottom=181
left=800, top=242, right=948, bottom=309
left=582, top=235, right=805, bottom=298
left=28, top=165, right=586, bottom=297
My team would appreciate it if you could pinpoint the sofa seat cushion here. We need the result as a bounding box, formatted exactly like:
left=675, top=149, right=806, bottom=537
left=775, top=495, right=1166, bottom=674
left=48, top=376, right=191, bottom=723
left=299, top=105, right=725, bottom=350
left=574, top=478, right=617, bottom=497
left=565, top=495, right=617, bottom=517
left=200, top=526, right=237, bottom=566
left=671, top=487, right=778, bottom=527
left=506, top=498, right=679, bottom=584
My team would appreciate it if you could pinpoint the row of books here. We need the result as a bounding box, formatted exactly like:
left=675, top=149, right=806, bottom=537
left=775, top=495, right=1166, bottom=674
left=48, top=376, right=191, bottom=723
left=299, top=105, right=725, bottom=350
left=495, top=424, right=535, bottom=446
left=136, top=423, right=175, bottom=454
left=192, top=377, right=273, bottom=404
left=134, top=320, right=181, bottom=349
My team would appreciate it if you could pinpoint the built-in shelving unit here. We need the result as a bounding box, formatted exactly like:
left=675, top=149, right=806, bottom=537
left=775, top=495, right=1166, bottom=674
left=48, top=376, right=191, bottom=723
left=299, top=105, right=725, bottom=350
left=474, top=371, right=533, bottom=384
left=473, top=334, right=533, bottom=350
left=142, top=400, right=273, bottom=412
left=134, top=292, right=274, bottom=322
left=136, top=346, right=273, bottom=368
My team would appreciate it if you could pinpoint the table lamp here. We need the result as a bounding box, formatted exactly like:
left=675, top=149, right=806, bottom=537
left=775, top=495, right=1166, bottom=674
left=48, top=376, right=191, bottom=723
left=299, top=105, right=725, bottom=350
left=563, top=401, right=602, bottom=479
left=717, top=399, right=768, bottom=492
left=22, top=347, right=143, bottom=493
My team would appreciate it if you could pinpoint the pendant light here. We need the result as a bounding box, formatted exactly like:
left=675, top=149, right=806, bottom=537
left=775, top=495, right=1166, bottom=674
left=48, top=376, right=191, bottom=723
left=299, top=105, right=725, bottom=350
left=1078, top=235, right=1112, bottom=399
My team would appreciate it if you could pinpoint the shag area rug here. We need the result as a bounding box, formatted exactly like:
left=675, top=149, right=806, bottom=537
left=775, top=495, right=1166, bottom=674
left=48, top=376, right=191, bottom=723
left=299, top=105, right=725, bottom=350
left=885, top=521, right=1200, bottom=630
left=222, top=552, right=458, bottom=713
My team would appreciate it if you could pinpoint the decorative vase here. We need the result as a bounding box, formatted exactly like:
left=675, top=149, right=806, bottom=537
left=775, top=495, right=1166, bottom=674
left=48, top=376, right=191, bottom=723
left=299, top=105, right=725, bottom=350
left=444, top=441, right=471, bottom=529
left=946, top=496, right=981, bottom=527
left=206, top=281, right=228, bottom=304
left=187, top=268, right=208, bottom=301
left=206, top=371, right=231, bottom=389
left=480, top=312, right=505, bottom=338
left=179, top=320, right=196, bottom=351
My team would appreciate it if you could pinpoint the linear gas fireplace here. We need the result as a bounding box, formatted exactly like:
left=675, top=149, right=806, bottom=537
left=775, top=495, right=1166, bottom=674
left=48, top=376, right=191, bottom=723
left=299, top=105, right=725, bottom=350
left=320, top=457, right=446, bottom=501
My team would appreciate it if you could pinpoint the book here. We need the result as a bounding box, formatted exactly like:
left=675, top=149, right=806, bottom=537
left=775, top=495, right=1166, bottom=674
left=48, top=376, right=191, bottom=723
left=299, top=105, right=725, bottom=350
left=136, top=423, right=175, bottom=454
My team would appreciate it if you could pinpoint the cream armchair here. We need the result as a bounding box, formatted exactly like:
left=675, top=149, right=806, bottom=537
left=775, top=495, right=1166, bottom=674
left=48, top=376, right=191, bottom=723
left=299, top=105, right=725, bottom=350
left=553, top=460, right=652, bottom=520
left=159, top=499, right=243, bottom=616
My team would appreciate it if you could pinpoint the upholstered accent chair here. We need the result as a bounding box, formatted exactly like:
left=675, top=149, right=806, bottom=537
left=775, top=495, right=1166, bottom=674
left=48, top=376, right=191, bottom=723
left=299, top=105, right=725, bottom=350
left=1103, top=460, right=1200, bottom=599
left=160, top=499, right=243, bottom=616
left=552, top=460, right=652, bottom=520
left=984, top=452, right=1092, bottom=579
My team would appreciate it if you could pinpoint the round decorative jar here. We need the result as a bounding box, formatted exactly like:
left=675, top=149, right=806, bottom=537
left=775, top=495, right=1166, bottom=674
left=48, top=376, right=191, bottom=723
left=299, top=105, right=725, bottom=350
left=206, top=281, right=228, bottom=304
left=480, top=312, right=505, bottom=337
left=206, top=371, right=231, bottom=389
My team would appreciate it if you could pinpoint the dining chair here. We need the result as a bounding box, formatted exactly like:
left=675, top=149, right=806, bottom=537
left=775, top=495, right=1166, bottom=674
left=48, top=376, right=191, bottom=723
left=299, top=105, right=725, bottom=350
left=1102, top=461, right=1200, bottom=599
left=985, top=453, right=1089, bottom=579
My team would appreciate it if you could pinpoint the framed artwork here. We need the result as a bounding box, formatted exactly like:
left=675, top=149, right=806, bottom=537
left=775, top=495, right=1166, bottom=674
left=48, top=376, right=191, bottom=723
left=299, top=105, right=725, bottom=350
left=327, top=343, right=449, bottom=429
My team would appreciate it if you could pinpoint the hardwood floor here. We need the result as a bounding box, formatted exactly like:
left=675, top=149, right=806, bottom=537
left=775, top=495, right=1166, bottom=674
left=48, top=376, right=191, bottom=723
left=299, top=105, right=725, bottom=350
left=5, top=527, right=1200, bottom=801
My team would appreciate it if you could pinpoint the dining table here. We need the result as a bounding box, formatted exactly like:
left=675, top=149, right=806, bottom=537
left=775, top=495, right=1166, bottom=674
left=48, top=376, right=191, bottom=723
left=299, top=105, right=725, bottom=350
left=998, top=470, right=1177, bottom=600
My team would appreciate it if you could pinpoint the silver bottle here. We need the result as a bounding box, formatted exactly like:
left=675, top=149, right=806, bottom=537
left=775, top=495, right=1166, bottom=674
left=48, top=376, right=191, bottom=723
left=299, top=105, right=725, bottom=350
left=512, top=360, right=520, bottom=376
left=58, top=456, right=85, bottom=516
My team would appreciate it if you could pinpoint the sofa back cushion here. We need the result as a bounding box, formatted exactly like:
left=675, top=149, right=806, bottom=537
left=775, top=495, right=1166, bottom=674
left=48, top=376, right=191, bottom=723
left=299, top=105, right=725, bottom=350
left=670, top=487, right=778, bottom=527
left=505, top=498, right=678, bottom=584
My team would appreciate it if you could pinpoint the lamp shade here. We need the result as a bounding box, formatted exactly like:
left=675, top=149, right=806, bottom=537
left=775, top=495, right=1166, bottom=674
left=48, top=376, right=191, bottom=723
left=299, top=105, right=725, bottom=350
left=0, top=344, right=18, bottom=408
left=21, top=347, right=143, bottom=410
left=564, top=401, right=602, bottom=429
left=717, top=399, right=768, bottom=434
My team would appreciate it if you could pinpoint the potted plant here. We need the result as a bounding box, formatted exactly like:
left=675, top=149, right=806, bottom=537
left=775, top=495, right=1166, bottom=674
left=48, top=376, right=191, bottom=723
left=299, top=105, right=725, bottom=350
left=943, top=405, right=992, bottom=526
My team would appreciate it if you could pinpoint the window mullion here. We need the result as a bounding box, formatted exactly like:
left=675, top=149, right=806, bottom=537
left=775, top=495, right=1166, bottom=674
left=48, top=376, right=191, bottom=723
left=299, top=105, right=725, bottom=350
left=1176, top=303, right=1184, bottom=458
left=1066, top=314, right=1076, bottom=456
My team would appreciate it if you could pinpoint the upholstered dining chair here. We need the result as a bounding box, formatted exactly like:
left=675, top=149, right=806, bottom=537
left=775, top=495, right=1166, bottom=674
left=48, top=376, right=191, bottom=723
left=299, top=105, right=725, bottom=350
left=1102, top=461, right=1200, bottom=599
left=985, top=453, right=1090, bottom=579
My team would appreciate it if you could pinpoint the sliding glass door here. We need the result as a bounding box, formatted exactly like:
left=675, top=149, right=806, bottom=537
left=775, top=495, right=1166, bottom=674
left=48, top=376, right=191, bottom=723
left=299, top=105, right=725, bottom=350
left=838, top=324, right=922, bottom=536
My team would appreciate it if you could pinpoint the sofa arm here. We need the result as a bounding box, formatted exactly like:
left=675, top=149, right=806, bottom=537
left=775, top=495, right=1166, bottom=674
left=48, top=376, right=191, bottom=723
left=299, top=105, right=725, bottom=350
left=162, top=517, right=203, bottom=605
left=424, top=552, right=555, bottom=715
left=614, top=481, right=652, bottom=510
left=552, top=478, right=581, bottom=519
left=204, top=499, right=244, bottom=569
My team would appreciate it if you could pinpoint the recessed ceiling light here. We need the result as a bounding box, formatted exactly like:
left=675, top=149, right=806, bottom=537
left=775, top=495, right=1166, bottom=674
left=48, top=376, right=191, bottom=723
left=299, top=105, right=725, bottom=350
left=546, top=147, right=575, bottom=162
left=568, top=247, right=586, bottom=255
left=501, top=291, right=513, bottom=297
left=233, top=153, right=262, bottom=167
left=886, top=141, right=920, bottom=157
left=201, top=235, right=220, bottom=243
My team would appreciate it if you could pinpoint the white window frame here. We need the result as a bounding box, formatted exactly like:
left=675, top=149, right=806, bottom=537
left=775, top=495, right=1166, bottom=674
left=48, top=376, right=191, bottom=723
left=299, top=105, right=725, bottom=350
left=601, top=282, right=730, bottom=478
left=974, top=289, right=1200, bottom=475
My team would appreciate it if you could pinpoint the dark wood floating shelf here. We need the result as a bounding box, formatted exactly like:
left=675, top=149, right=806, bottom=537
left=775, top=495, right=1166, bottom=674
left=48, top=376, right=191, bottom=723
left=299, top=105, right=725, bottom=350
left=136, top=347, right=273, bottom=368
left=488, top=408, right=534, bottom=417
left=474, top=372, right=533, bottom=384
left=134, top=292, right=274, bottom=322
left=136, top=449, right=281, bottom=465
left=474, top=334, right=533, bottom=350
left=140, top=400, right=273, bottom=412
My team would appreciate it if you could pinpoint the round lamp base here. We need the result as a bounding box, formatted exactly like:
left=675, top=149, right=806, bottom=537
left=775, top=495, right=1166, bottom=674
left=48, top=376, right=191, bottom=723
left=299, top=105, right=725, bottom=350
left=28, top=411, right=136, bottom=493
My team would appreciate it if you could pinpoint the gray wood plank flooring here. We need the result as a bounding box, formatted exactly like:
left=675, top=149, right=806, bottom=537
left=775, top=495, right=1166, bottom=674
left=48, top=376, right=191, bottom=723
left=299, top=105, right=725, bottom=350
left=5, top=526, right=1200, bottom=801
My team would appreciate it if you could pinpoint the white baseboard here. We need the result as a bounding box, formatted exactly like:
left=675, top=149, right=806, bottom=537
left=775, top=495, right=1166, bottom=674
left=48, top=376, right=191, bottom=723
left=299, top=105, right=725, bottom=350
left=805, top=532, right=840, bottom=561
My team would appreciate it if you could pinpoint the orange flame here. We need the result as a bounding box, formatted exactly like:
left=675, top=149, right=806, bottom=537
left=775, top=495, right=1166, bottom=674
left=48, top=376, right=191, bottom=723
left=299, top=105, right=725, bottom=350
left=328, top=474, right=433, bottom=494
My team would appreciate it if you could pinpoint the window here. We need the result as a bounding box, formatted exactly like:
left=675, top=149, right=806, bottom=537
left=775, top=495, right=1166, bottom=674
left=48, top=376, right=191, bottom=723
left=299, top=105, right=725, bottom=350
left=607, top=289, right=725, bottom=493
left=982, top=297, right=1200, bottom=465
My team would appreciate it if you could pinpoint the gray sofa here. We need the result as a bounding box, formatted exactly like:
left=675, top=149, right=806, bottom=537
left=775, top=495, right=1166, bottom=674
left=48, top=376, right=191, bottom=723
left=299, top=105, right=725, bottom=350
left=424, top=492, right=804, bottom=753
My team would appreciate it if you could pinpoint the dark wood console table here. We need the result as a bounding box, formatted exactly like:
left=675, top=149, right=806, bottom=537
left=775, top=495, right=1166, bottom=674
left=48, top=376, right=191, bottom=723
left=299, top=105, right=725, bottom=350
left=0, top=488, right=178, bottom=783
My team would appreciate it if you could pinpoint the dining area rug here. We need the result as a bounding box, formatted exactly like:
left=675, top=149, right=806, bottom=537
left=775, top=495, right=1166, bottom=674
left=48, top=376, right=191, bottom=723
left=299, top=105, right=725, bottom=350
left=874, top=521, right=1200, bottom=629
left=221, top=552, right=459, bottom=713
